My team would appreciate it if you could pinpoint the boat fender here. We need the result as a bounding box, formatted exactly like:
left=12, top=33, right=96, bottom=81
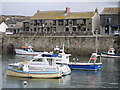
left=23, top=81, right=28, bottom=85
left=91, top=57, right=97, bottom=60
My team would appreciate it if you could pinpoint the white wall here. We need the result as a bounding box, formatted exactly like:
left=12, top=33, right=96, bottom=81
left=0, top=22, right=8, bottom=32
left=92, top=13, right=100, bottom=35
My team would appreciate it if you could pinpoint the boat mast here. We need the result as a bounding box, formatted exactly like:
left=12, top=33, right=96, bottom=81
left=95, top=29, right=102, bottom=63
left=95, top=29, right=98, bottom=54
left=62, top=44, right=65, bottom=53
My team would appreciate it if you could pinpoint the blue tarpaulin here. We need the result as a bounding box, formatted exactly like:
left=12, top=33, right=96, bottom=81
left=111, top=25, right=118, bottom=27
left=42, top=54, right=58, bottom=57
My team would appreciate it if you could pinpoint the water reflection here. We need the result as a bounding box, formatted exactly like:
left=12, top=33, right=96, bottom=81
left=3, top=70, right=101, bottom=88
left=6, top=76, right=62, bottom=88
left=69, top=70, right=101, bottom=88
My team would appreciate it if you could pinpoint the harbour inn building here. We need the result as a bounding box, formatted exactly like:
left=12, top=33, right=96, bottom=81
left=23, top=8, right=100, bottom=35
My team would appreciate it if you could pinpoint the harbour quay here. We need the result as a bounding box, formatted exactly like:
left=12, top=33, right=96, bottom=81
left=2, top=35, right=120, bottom=56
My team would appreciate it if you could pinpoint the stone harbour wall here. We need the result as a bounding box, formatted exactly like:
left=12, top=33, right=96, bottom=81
left=2, top=35, right=119, bottom=56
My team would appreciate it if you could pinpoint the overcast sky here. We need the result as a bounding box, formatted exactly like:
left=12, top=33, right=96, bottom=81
left=1, top=0, right=119, bottom=16
left=1, top=0, right=120, bottom=2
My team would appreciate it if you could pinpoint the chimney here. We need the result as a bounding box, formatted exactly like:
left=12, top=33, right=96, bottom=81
left=66, top=7, right=70, bottom=13
left=95, top=8, right=98, bottom=14
left=37, top=10, right=40, bottom=13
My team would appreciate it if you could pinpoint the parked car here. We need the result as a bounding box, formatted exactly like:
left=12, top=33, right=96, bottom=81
left=5, top=32, right=14, bottom=35
left=114, top=30, right=120, bottom=36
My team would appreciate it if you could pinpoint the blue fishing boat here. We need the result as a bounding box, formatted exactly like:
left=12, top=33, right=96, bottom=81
left=41, top=45, right=102, bottom=70
left=68, top=53, right=102, bottom=70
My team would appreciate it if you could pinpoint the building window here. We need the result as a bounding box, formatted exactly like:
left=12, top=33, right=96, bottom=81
left=53, top=20, right=56, bottom=25
left=81, top=28, right=86, bottom=31
left=87, top=29, right=90, bottom=31
left=34, top=28, right=36, bottom=32
left=53, top=27, right=56, bottom=33
left=73, top=19, right=77, bottom=25
left=66, top=28, right=69, bottom=32
left=58, top=20, right=64, bottom=25
left=38, top=28, right=40, bottom=33
left=105, top=17, right=111, bottom=24
left=73, top=27, right=76, bottom=31
left=65, top=20, right=69, bottom=25
left=83, top=28, right=86, bottom=31
left=26, top=27, right=29, bottom=31
left=39, top=20, right=42, bottom=26
left=83, top=19, right=86, bottom=24
left=47, top=27, right=50, bottom=32
left=34, top=20, right=37, bottom=26
left=78, top=26, right=81, bottom=30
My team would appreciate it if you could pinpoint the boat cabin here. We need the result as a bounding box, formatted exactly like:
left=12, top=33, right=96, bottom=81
left=22, top=46, right=33, bottom=52
left=32, top=56, right=57, bottom=66
left=108, top=48, right=115, bottom=54
left=88, top=53, right=101, bottom=63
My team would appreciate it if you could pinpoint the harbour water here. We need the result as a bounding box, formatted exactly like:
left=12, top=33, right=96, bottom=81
left=2, top=54, right=119, bottom=88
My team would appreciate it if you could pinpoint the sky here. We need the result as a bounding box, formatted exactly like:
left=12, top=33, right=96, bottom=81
left=1, top=0, right=120, bottom=2
left=1, top=0, right=119, bottom=16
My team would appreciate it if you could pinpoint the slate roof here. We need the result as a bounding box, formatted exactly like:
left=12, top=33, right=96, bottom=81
left=31, top=10, right=95, bottom=20
left=101, top=7, right=120, bottom=14
left=66, top=12, right=95, bottom=19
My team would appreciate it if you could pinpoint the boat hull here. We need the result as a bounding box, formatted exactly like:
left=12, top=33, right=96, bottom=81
left=6, top=68, right=62, bottom=78
left=101, top=53, right=120, bottom=58
left=68, top=63, right=102, bottom=70
left=15, top=49, right=41, bottom=56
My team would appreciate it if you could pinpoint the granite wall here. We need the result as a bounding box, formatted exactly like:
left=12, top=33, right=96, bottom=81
left=2, top=35, right=119, bottom=56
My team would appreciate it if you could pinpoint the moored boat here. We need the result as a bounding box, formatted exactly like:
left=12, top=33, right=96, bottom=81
left=101, top=48, right=120, bottom=58
left=40, top=53, right=71, bottom=76
left=46, top=45, right=102, bottom=71
left=15, top=45, right=42, bottom=56
left=68, top=53, right=102, bottom=70
left=6, top=56, right=62, bottom=78
left=41, top=45, right=102, bottom=70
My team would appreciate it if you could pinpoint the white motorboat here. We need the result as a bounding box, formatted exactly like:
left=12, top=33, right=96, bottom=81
left=15, top=45, right=42, bottom=56
left=101, top=48, right=120, bottom=58
left=7, top=56, right=63, bottom=78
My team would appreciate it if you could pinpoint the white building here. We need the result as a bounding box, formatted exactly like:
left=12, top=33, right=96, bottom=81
left=0, top=22, right=8, bottom=32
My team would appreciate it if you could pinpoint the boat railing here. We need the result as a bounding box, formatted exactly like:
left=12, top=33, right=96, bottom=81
left=88, top=53, right=98, bottom=64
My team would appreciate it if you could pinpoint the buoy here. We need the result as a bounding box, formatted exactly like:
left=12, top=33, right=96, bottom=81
left=23, top=81, right=28, bottom=85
